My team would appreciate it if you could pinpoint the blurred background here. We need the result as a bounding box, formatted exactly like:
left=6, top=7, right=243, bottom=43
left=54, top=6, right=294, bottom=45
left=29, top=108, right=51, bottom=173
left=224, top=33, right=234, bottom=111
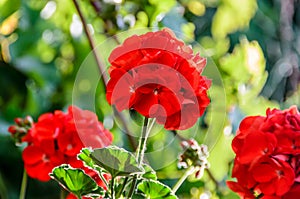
left=0, top=0, right=300, bottom=198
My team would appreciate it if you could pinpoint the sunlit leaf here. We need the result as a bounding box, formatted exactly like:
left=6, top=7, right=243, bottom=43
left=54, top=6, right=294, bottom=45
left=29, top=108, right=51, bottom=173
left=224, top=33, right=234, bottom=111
left=50, top=164, right=103, bottom=198
left=136, top=179, right=178, bottom=199
left=90, top=146, right=144, bottom=178
left=78, top=148, right=94, bottom=168
left=142, top=164, right=157, bottom=180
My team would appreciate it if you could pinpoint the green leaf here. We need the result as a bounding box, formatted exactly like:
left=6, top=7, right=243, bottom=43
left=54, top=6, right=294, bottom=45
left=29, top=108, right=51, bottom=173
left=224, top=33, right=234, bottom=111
left=136, top=179, right=178, bottom=199
left=142, top=164, right=157, bottom=180
left=132, top=193, right=146, bottom=199
left=78, top=148, right=94, bottom=168
left=50, top=165, right=103, bottom=198
left=78, top=148, right=106, bottom=181
left=90, top=146, right=144, bottom=178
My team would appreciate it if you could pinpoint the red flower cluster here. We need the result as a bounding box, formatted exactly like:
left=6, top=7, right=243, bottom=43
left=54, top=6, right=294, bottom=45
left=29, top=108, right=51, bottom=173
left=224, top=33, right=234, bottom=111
left=227, top=106, right=300, bottom=199
left=106, top=29, right=210, bottom=130
left=9, top=106, right=113, bottom=182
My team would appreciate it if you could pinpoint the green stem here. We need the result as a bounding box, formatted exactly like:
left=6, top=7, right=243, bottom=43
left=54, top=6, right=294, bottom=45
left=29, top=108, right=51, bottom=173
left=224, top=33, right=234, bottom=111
left=136, top=117, right=149, bottom=165
left=72, top=0, right=108, bottom=85
left=127, top=176, right=137, bottom=198
left=172, top=166, right=195, bottom=193
left=72, top=0, right=137, bottom=150
left=19, top=169, right=27, bottom=199
left=127, top=117, right=150, bottom=198
left=116, top=177, right=128, bottom=198
left=110, top=177, right=115, bottom=199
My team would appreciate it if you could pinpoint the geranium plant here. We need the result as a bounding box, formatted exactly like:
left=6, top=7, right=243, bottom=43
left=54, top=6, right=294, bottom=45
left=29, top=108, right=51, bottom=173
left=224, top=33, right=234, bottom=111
left=8, top=29, right=211, bottom=199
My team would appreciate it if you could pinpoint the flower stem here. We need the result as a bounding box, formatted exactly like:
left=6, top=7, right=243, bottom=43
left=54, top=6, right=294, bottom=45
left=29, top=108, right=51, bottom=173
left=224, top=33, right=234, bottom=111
left=127, top=117, right=150, bottom=198
left=19, top=169, right=27, bottom=199
left=172, top=166, right=195, bottom=193
left=136, top=117, right=149, bottom=165
left=110, top=177, right=115, bottom=199
left=116, top=177, right=128, bottom=198
left=72, top=0, right=108, bottom=85
left=72, top=0, right=137, bottom=150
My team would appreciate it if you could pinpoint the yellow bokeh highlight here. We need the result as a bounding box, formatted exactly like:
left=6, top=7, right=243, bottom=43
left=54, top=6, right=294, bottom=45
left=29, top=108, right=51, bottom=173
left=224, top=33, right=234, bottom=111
left=188, top=0, right=206, bottom=16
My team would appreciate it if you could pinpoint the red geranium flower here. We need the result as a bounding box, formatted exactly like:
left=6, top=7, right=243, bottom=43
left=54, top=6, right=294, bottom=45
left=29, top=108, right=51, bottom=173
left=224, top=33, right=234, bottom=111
left=22, top=144, right=65, bottom=182
left=106, top=29, right=210, bottom=130
left=19, top=106, right=113, bottom=182
left=251, top=157, right=295, bottom=196
left=228, top=106, right=300, bottom=198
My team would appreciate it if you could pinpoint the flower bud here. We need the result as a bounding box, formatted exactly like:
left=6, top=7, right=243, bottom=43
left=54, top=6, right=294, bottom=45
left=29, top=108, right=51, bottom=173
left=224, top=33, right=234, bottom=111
left=178, top=139, right=209, bottom=178
left=24, top=116, right=34, bottom=126
left=8, top=116, right=34, bottom=145
left=14, top=118, right=23, bottom=126
left=8, top=125, right=17, bottom=134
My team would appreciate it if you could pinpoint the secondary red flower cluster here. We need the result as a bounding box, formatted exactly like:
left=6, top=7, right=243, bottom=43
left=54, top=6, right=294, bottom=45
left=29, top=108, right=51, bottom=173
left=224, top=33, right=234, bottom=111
left=106, top=29, right=210, bottom=130
left=227, top=106, right=300, bottom=199
left=8, top=106, right=113, bottom=182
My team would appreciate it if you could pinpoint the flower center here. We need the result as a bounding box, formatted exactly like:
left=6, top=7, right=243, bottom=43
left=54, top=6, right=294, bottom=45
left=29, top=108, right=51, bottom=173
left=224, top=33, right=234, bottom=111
left=67, top=144, right=73, bottom=150
left=276, top=170, right=284, bottom=177
left=42, top=154, right=50, bottom=163
left=129, top=86, right=135, bottom=93
left=153, top=88, right=159, bottom=95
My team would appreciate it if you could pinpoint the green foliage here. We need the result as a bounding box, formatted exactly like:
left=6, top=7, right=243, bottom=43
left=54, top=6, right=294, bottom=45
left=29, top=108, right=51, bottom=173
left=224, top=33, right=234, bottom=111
left=142, top=164, right=157, bottom=180
left=90, top=146, right=144, bottom=178
left=50, top=165, right=104, bottom=198
left=135, top=179, right=178, bottom=199
left=219, top=38, right=279, bottom=115
left=212, top=0, right=257, bottom=38
left=0, top=0, right=21, bottom=22
left=78, top=148, right=94, bottom=168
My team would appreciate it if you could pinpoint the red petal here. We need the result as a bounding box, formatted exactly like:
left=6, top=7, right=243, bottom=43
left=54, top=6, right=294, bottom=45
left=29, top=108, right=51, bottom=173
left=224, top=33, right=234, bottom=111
left=22, top=145, right=43, bottom=165
left=133, top=92, right=158, bottom=117
left=238, top=132, right=277, bottom=164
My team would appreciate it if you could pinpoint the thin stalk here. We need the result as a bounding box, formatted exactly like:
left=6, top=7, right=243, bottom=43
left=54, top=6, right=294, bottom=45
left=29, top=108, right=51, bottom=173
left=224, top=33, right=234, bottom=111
left=72, top=0, right=108, bottom=85
left=172, top=166, right=195, bottom=193
left=127, top=176, right=137, bottom=198
left=116, top=177, right=128, bottom=198
left=110, top=177, right=115, bottom=199
left=136, top=117, right=149, bottom=165
left=19, top=169, right=27, bottom=199
left=147, top=118, right=156, bottom=136
left=127, top=117, right=150, bottom=198
left=72, top=0, right=137, bottom=150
